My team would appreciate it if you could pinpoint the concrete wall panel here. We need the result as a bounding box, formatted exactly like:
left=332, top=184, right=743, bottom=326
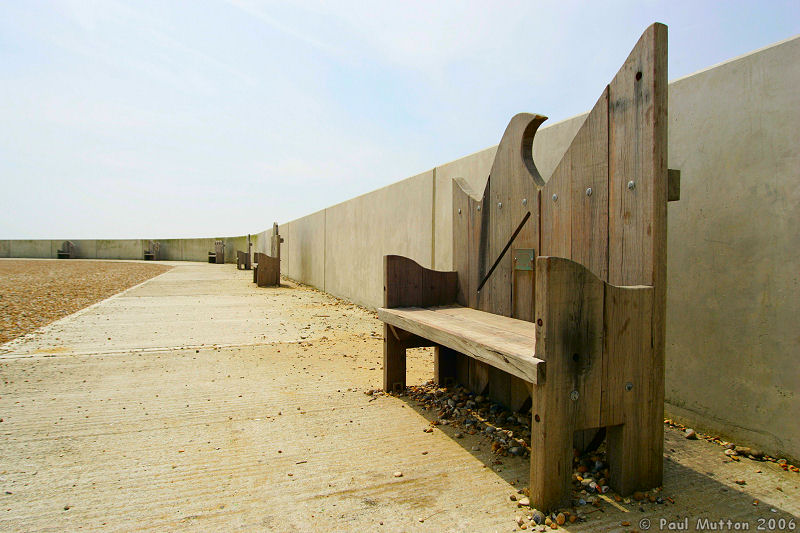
left=9, top=240, right=55, bottom=258
left=95, top=239, right=144, bottom=260
left=664, top=36, right=800, bottom=460
left=0, top=241, right=11, bottom=258
left=324, top=171, right=434, bottom=308
left=284, top=210, right=325, bottom=289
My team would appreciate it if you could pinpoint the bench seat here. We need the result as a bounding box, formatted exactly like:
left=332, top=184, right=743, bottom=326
left=377, top=305, right=544, bottom=384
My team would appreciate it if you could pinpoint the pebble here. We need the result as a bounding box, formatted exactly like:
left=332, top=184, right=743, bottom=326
left=531, top=510, right=545, bottom=524
left=515, top=516, right=525, bottom=526
left=471, top=446, right=480, bottom=451
left=454, top=432, right=464, bottom=439
left=517, top=497, right=530, bottom=507
left=510, top=494, right=517, bottom=501
left=556, top=513, right=566, bottom=525
left=685, top=428, right=698, bottom=440
left=393, top=471, right=403, bottom=478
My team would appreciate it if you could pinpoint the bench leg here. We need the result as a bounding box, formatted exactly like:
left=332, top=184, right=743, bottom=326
left=529, top=398, right=575, bottom=511
left=383, top=324, right=406, bottom=394
left=434, top=346, right=458, bottom=387
left=607, top=421, right=663, bottom=495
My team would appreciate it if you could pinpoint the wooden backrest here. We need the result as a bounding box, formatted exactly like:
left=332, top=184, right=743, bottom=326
left=453, top=24, right=667, bottom=326
left=270, top=222, right=283, bottom=261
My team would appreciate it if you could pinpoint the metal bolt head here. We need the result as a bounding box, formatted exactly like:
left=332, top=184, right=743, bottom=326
left=627, top=180, right=636, bottom=190
left=498, top=202, right=502, bottom=209
left=477, top=205, right=481, bottom=211
left=586, top=187, right=593, bottom=197
left=457, top=208, right=461, bottom=214
left=522, top=198, right=527, bottom=206
left=570, top=390, right=579, bottom=401
left=552, top=193, right=558, bottom=202
left=625, top=382, right=633, bottom=392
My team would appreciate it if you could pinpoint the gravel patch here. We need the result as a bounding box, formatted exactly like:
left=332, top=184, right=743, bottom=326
left=0, top=260, right=171, bottom=344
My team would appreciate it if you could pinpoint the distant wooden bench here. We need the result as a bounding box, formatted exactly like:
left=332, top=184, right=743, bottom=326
left=378, top=24, right=672, bottom=511
left=57, top=241, right=75, bottom=259
left=237, top=235, right=253, bottom=270
left=208, top=240, right=224, bottom=264
left=144, top=240, right=160, bottom=261
left=253, top=223, right=283, bottom=287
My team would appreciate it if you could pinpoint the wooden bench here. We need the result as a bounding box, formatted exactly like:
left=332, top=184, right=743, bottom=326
left=378, top=24, right=671, bottom=511
left=253, top=223, right=283, bottom=287
left=208, top=240, right=224, bottom=264
left=144, top=240, right=160, bottom=261
left=57, top=241, right=75, bottom=259
left=237, top=235, right=253, bottom=270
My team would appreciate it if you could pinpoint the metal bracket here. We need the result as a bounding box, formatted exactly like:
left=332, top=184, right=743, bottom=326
left=513, top=249, right=535, bottom=271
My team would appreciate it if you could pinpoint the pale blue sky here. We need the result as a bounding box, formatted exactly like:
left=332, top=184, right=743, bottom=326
left=1, top=0, right=798, bottom=238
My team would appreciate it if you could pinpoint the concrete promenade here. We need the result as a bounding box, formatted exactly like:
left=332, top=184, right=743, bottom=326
left=1, top=262, right=797, bottom=531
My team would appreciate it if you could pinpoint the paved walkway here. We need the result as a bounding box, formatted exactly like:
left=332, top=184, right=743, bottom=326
left=1, top=262, right=797, bottom=531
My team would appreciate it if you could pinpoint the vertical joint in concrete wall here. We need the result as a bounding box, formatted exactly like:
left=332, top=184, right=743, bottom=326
left=431, top=168, right=437, bottom=269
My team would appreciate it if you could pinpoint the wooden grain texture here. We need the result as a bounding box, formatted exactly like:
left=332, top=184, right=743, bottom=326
left=452, top=178, right=477, bottom=307
left=570, top=89, right=610, bottom=281
left=377, top=306, right=543, bottom=384
left=256, top=254, right=280, bottom=287
left=214, top=240, right=224, bottom=264
left=383, top=323, right=407, bottom=393
left=603, top=282, right=660, bottom=493
left=434, top=346, right=459, bottom=387
left=530, top=256, right=605, bottom=510
left=236, top=250, right=251, bottom=270
left=480, top=114, right=545, bottom=318
left=383, top=256, right=458, bottom=309
left=607, top=22, right=667, bottom=493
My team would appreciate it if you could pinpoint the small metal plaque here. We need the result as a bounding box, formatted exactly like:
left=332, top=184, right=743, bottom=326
left=513, top=249, right=535, bottom=271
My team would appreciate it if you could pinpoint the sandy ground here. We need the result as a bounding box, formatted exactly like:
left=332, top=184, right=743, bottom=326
left=0, top=261, right=797, bottom=532
left=0, top=260, right=171, bottom=344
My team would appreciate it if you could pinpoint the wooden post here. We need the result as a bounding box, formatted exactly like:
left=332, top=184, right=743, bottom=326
left=434, top=346, right=459, bottom=387
left=383, top=324, right=407, bottom=393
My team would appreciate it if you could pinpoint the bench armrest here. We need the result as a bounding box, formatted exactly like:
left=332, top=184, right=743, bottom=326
left=384, top=255, right=458, bottom=308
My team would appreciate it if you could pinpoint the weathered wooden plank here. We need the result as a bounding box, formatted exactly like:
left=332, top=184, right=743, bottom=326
left=530, top=256, right=605, bottom=511
left=606, top=22, right=667, bottom=494
left=256, top=255, right=280, bottom=287
left=479, top=114, right=545, bottom=318
left=469, top=359, right=490, bottom=395
left=433, top=305, right=536, bottom=339
left=608, top=24, right=667, bottom=289
left=540, top=152, right=572, bottom=260
left=383, top=323, right=407, bottom=393
left=383, top=255, right=458, bottom=308
left=377, top=307, right=543, bottom=384
left=453, top=178, right=476, bottom=307
left=603, top=282, right=659, bottom=493
left=569, top=88, right=609, bottom=282
left=434, top=346, right=459, bottom=387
